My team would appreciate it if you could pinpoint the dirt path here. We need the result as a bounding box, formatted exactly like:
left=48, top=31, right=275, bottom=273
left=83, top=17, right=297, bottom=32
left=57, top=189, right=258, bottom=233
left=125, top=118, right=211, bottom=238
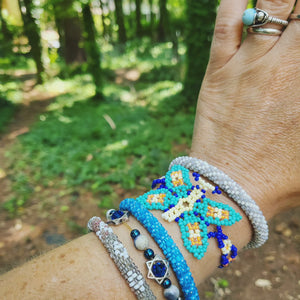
left=0, top=74, right=55, bottom=204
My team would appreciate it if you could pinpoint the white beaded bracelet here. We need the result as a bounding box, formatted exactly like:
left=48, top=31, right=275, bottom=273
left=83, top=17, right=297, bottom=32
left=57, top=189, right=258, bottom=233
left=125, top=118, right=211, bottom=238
left=88, top=216, right=156, bottom=300
left=169, top=156, right=269, bottom=249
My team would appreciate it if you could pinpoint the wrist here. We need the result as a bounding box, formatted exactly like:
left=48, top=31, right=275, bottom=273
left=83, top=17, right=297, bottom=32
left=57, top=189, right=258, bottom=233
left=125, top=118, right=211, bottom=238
left=117, top=168, right=253, bottom=288
left=189, top=148, right=276, bottom=220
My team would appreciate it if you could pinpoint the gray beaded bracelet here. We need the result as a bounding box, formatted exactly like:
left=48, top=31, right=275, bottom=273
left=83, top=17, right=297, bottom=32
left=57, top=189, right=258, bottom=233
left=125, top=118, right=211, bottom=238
left=88, top=216, right=156, bottom=300
left=169, top=156, right=269, bottom=249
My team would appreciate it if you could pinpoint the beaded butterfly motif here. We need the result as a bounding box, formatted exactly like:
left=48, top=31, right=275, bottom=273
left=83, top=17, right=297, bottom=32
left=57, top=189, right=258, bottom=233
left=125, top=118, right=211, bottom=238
left=136, top=165, right=242, bottom=266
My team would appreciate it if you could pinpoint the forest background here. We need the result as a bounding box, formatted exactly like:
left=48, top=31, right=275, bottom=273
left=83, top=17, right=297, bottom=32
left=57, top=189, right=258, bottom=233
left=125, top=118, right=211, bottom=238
left=0, top=0, right=299, bottom=299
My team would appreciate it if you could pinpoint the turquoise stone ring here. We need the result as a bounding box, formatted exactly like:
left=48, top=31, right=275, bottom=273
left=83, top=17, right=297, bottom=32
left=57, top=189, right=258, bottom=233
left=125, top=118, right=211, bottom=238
left=242, top=8, right=257, bottom=26
left=242, top=8, right=288, bottom=27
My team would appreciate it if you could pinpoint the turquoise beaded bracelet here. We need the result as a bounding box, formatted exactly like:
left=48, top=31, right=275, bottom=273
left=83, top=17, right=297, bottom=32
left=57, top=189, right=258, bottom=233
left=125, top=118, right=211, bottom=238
left=135, top=165, right=241, bottom=266
left=119, top=198, right=200, bottom=300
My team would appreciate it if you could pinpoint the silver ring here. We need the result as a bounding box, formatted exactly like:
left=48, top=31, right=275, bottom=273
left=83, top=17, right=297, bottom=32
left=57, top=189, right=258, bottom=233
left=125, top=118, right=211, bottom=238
left=289, top=13, right=300, bottom=20
left=243, top=8, right=288, bottom=27
left=247, top=27, right=282, bottom=36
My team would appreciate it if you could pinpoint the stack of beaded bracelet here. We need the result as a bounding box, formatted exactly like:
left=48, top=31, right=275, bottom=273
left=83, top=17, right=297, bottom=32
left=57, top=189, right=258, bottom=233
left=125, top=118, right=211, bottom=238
left=107, top=209, right=181, bottom=300
left=119, top=198, right=200, bottom=300
left=134, top=164, right=241, bottom=267
left=87, top=216, right=156, bottom=300
left=169, top=156, right=269, bottom=248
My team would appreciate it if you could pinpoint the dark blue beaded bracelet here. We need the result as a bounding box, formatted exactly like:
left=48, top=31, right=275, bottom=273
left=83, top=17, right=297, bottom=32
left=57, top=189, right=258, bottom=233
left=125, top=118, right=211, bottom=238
left=129, top=227, right=181, bottom=299
left=120, top=198, right=200, bottom=300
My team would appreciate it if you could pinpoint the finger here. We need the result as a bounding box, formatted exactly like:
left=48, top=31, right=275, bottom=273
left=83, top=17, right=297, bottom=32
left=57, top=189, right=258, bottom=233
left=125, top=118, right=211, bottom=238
left=255, top=0, right=295, bottom=29
left=209, top=0, right=248, bottom=70
left=242, top=0, right=296, bottom=56
left=277, top=0, right=300, bottom=54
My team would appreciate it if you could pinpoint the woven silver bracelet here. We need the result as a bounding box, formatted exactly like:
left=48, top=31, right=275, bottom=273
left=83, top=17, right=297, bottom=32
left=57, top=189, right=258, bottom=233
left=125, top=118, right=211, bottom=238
left=169, top=156, right=269, bottom=249
left=88, top=216, right=156, bottom=300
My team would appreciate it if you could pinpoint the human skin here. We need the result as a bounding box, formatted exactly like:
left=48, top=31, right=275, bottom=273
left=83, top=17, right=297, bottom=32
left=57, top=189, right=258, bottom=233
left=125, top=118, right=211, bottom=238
left=191, top=0, right=300, bottom=219
left=1, top=0, right=300, bottom=299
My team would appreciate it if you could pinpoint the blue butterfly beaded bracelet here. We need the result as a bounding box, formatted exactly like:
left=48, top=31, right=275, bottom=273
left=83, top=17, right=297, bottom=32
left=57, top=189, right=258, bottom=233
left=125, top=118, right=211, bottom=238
left=119, top=198, right=200, bottom=300
left=135, top=165, right=242, bottom=268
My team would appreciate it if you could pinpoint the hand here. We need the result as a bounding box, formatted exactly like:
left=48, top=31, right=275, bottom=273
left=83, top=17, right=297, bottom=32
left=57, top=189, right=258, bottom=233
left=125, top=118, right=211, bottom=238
left=190, top=0, right=300, bottom=219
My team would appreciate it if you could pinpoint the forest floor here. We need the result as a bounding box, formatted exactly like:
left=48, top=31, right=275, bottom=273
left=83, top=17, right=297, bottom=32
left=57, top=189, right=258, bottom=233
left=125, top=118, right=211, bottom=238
left=0, top=71, right=299, bottom=300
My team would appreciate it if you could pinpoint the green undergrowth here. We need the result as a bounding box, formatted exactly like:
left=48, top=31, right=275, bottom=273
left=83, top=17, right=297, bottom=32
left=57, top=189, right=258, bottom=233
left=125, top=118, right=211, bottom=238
left=4, top=88, right=193, bottom=213
left=7, top=94, right=193, bottom=190
left=2, top=41, right=193, bottom=214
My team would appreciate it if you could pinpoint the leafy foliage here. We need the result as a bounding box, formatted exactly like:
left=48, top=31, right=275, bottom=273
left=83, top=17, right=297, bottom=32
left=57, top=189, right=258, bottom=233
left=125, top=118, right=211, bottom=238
left=3, top=41, right=193, bottom=214
left=184, top=0, right=217, bottom=103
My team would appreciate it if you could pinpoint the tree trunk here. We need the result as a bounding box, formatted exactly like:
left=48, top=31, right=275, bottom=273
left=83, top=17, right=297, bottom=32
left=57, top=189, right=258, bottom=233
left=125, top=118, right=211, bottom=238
left=53, top=0, right=86, bottom=64
left=0, top=0, right=13, bottom=40
left=18, top=0, right=45, bottom=84
left=53, top=5, right=65, bottom=59
left=148, top=0, right=155, bottom=39
left=158, top=0, right=168, bottom=42
left=114, top=0, right=127, bottom=43
left=98, top=0, right=109, bottom=39
left=183, top=0, right=217, bottom=104
left=0, top=0, right=13, bottom=56
left=82, top=1, right=103, bottom=100
left=135, top=0, right=142, bottom=37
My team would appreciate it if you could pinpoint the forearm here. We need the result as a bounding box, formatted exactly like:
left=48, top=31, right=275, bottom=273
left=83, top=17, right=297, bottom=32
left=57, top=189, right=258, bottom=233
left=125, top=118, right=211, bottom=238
left=0, top=173, right=254, bottom=299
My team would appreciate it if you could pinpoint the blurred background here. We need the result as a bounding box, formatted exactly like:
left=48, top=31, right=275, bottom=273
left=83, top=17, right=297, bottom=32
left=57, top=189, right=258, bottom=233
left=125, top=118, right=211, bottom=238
left=0, top=0, right=299, bottom=298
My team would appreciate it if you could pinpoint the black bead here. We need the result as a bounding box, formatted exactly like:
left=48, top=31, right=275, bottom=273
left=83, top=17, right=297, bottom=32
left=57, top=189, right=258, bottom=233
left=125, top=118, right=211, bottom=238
left=162, top=278, right=172, bottom=289
left=144, top=248, right=155, bottom=260
left=130, top=229, right=140, bottom=239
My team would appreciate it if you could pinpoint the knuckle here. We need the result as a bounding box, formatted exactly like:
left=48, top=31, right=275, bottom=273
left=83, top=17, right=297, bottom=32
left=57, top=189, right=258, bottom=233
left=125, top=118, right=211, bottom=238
left=214, top=21, right=234, bottom=41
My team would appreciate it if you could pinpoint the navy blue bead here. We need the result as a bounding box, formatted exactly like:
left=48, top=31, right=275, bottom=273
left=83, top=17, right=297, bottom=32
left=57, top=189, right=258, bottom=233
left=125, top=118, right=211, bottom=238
left=221, top=255, right=229, bottom=266
left=169, top=204, right=175, bottom=208
left=130, top=229, right=140, bottom=239
left=144, top=248, right=155, bottom=260
left=164, top=209, right=169, bottom=212
left=152, top=261, right=167, bottom=277
left=175, top=217, right=180, bottom=222
left=200, top=216, right=204, bottom=221
left=196, top=199, right=201, bottom=203
left=162, top=278, right=172, bottom=289
left=205, top=222, right=210, bottom=226
left=193, top=211, right=198, bottom=216
left=201, top=195, right=206, bottom=199
left=187, top=191, right=191, bottom=195
left=201, top=189, right=206, bottom=193
left=111, top=210, right=124, bottom=220
left=217, top=190, right=222, bottom=194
